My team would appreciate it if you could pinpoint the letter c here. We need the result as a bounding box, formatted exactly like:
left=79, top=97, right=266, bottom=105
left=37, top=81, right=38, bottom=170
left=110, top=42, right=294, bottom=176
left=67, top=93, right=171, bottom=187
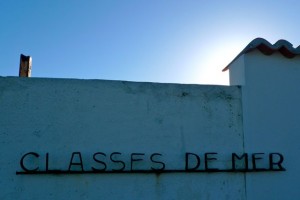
left=20, top=152, right=39, bottom=172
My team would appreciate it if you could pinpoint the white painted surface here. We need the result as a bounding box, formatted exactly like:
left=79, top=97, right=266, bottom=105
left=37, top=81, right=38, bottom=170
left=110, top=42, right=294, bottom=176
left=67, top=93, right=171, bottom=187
left=2, top=50, right=298, bottom=199
left=240, top=51, right=300, bottom=199
left=0, top=78, right=244, bottom=200
left=228, top=55, right=245, bottom=86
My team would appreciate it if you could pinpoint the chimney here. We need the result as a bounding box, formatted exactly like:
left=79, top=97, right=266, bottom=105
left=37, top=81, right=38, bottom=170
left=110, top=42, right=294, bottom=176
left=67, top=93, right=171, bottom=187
left=19, top=54, right=32, bottom=77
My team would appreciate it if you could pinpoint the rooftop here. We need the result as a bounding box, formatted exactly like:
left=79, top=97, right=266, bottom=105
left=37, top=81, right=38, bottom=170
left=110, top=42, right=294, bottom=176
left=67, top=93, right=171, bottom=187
left=223, top=38, right=300, bottom=71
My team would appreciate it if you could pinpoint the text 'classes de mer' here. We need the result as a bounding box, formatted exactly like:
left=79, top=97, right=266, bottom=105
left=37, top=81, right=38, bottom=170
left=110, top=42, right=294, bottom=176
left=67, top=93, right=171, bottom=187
left=16, top=151, right=285, bottom=174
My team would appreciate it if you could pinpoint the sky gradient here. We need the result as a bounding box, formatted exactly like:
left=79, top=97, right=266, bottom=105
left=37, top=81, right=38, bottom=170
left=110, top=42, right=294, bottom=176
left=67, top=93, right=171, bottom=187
left=1, top=0, right=300, bottom=85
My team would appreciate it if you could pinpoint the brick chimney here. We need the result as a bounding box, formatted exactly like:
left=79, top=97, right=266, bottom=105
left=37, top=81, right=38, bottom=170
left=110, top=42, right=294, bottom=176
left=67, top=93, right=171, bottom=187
left=19, top=54, right=32, bottom=77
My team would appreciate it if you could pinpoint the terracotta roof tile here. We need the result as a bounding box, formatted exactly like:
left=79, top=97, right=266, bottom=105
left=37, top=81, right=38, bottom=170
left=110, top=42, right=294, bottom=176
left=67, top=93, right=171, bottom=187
left=222, top=38, right=300, bottom=71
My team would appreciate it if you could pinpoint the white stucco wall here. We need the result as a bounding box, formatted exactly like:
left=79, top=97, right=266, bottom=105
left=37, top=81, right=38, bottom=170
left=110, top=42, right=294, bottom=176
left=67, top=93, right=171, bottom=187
left=228, top=55, right=245, bottom=86
left=240, top=51, right=300, bottom=199
left=0, top=77, right=244, bottom=200
left=3, top=50, right=297, bottom=200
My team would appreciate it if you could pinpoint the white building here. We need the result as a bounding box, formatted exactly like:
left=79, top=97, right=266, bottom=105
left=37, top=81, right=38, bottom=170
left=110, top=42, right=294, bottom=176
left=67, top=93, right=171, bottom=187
left=0, top=38, right=299, bottom=200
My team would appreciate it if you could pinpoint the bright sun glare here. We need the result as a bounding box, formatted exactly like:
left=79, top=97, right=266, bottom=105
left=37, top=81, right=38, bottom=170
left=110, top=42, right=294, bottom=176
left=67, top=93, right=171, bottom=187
left=194, top=39, right=246, bottom=85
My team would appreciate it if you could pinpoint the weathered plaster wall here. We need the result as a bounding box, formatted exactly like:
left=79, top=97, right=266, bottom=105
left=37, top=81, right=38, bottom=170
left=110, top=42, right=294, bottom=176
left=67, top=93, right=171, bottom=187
left=0, top=77, right=244, bottom=200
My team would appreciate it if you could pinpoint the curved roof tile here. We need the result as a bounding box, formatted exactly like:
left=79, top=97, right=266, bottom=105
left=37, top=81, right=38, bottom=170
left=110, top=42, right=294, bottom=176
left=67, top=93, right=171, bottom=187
left=222, top=38, right=300, bottom=71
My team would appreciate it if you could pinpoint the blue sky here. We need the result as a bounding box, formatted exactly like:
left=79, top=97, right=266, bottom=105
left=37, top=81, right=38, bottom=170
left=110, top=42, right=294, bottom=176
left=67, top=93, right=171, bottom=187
left=1, top=0, right=300, bottom=85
